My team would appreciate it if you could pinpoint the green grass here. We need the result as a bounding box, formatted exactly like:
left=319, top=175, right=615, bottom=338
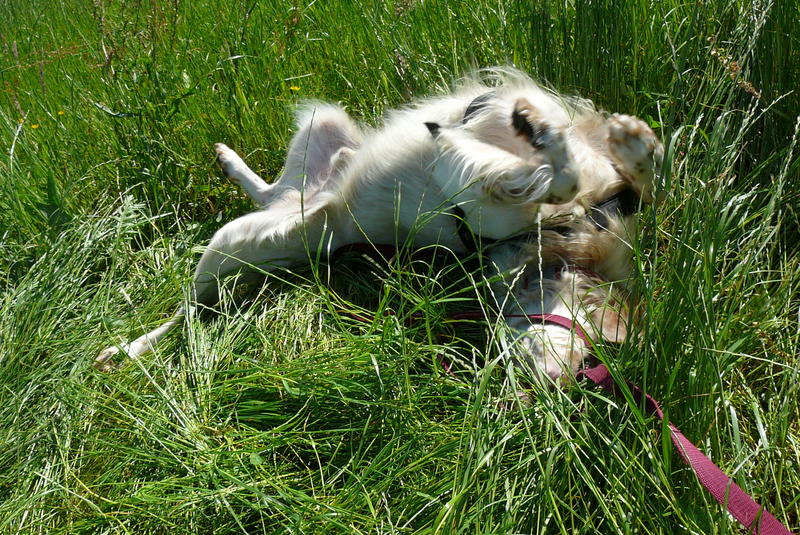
left=1, top=0, right=799, bottom=533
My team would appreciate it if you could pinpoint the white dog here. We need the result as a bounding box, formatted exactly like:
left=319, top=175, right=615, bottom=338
left=96, top=68, right=663, bottom=379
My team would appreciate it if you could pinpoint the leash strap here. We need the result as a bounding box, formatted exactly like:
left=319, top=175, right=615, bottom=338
left=577, top=364, right=793, bottom=535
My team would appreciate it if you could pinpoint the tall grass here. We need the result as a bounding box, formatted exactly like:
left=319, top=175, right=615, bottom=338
left=1, top=0, right=798, bottom=533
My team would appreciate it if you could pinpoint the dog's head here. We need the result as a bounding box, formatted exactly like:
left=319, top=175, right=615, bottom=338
left=510, top=268, right=629, bottom=383
left=493, top=252, right=630, bottom=384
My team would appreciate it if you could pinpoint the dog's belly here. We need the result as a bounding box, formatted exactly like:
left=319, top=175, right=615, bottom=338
left=346, top=183, right=468, bottom=251
left=336, top=139, right=469, bottom=250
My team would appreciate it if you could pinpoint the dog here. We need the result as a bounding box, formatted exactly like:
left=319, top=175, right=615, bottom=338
left=215, top=111, right=662, bottom=384
left=96, top=68, right=663, bottom=379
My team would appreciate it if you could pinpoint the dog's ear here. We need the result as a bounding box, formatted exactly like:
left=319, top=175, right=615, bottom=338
left=512, top=98, right=552, bottom=149
left=589, top=307, right=628, bottom=344
left=424, top=122, right=441, bottom=138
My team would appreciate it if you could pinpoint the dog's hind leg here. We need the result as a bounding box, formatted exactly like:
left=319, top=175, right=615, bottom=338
left=96, top=194, right=343, bottom=370
left=280, top=103, right=362, bottom=195
left=217, top=104, right=361, bottom=208
left=188, top=194, right=341, bottom=297
left=216, top=141, right=356, bottom=208
left=95, top=309, right=186, bottom=371
left=215, top=143, right=275, bottom=207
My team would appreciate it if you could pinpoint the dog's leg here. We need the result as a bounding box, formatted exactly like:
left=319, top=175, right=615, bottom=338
left=96, top=197, right=342, bottom=370
left=606, top=114, right=664, bottom=202
left=217, top=106, right=361, bottom=208
left=430, top=125, right=578, bottom=205
left=214, top=143, right=356, bottom=208
left=216, top=143, right=357, bottom=209
left=95, top=308, right=185, bottom=371
left=215, top=143, right=276, bottom=207
left=97, top=109, right=359, bottom=369
left=281, top=104, right=362, bottom=195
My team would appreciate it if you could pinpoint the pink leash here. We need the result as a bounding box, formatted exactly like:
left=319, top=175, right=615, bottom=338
left=577, top=363, right=792, bottom=535
left=337, top=247, right=792, bottom=533
left=492, top=312, right=793, bottom=535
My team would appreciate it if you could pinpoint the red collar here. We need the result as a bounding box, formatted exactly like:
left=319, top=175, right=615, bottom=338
left=451, top=311, right=592, bottom=347
left=506, top=313, right=591, bottom=347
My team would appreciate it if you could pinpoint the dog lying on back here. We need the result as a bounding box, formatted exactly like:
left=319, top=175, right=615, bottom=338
left=97, top=68, right=663, bottom=381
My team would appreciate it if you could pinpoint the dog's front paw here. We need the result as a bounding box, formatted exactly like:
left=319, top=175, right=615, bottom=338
left=607, top=114, right=664, bottom=201
left=496, top=162, right=578, bottom=205
left=215, top=143, right=248, bottom=185
left=541, top=167, right=579, bottom=204
left=497, top=163, right=554, bottom=202
left=511, top=99, right=577, bottom=204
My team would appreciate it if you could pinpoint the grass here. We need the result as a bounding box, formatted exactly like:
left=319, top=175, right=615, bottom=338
left=1, top=0, right=799, bottom=533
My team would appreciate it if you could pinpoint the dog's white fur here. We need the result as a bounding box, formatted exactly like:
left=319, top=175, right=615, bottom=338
left=97, top=68, right=663, bottom=380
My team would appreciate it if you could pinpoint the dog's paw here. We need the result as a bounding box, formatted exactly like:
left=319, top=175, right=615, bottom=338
left=607, top=114, right=664, bottom=200
left=541, top=167, right=579, bottom=204
left=215, top=143, right=248, bottom=185
left=95, top=346, right=121, bottom=372
left=496, top=163, right=554, bottom=202
left=511, top=99, right=577, bottom=204
left=511, top=161, right=578, bottom=205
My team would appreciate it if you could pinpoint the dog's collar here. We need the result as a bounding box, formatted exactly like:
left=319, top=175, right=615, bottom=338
left=454, top=310, right=592, bottom=347
left=587, top=186, right=641, bottom=230
left=509, top=264, right=607, bottom=347
left=524, top=314, right=592, bottom=347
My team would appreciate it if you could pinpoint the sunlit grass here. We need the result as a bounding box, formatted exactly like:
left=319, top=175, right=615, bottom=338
left=1, top=0, right=798, bottom=533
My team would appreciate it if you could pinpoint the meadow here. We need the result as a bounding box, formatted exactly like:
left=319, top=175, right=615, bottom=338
left=1, top=0, right=798, bottom=533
